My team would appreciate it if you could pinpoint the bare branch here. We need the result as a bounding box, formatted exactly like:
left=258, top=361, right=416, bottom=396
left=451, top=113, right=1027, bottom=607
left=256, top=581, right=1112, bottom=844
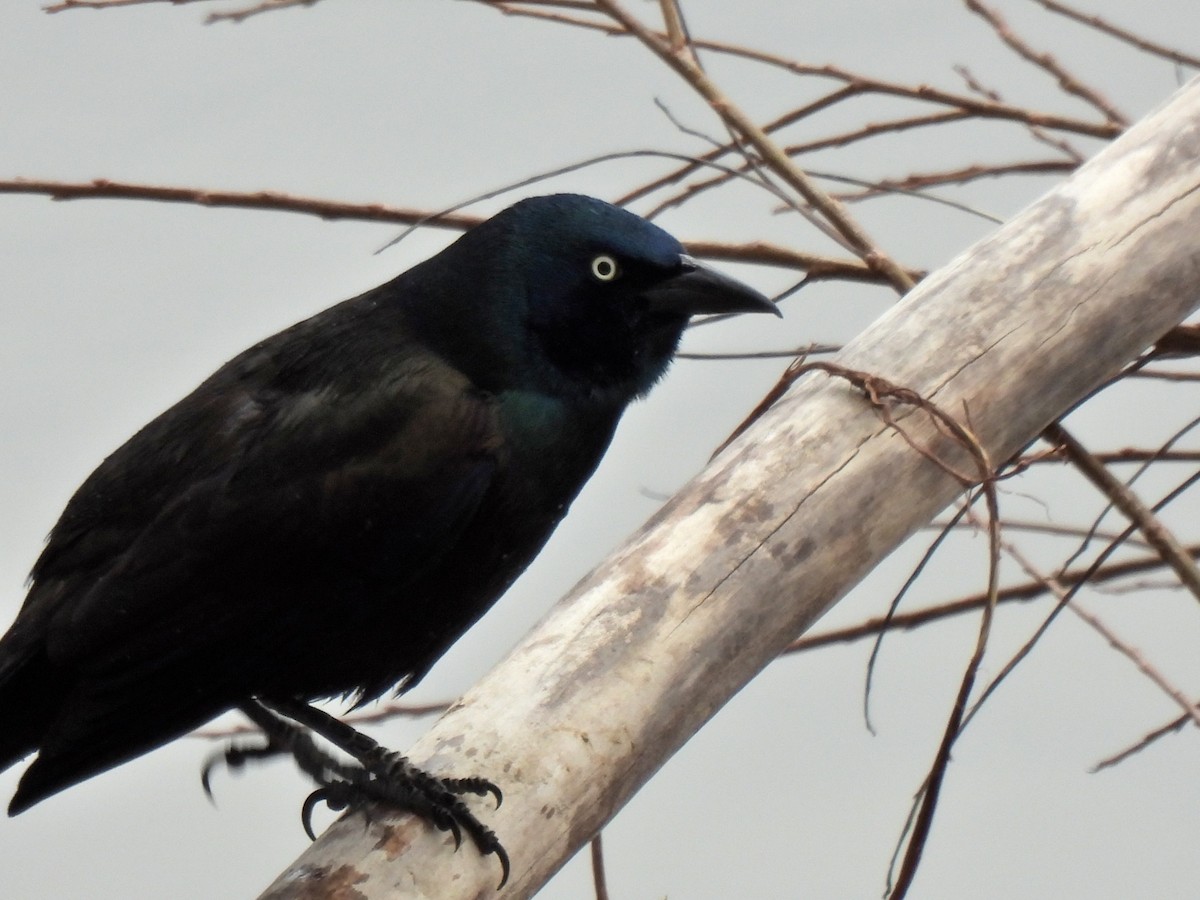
left=786, top=543, right=1199, bottom=654
left=1032, top=0, right=1200, bottom=69
left=482, top=2, right=1124, bottom=139
left=1044, top=422, right=1200, bottom=605
left=205, top=0, right=323, bottom=24
left=1001, top=542, right=1200, bottom=731
left=0, top=178, right=895, bottom=279
left=589, top=833, right=611, bottom=900
left=45, top=0, right=214, bottom=11
left=965, top=0, right=1128, bottom=125
left=1093, top=710, right=1199, bottom=771
left=833, top=160, right=1079, bottom=201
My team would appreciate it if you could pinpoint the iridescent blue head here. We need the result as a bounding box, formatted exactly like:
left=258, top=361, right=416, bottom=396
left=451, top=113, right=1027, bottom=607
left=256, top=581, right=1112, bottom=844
left=410, top=194, right=777, bottom=403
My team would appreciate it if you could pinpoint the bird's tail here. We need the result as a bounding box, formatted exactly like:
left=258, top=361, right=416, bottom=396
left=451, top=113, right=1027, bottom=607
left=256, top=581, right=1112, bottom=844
left=0, top=627, right=58, bottom=778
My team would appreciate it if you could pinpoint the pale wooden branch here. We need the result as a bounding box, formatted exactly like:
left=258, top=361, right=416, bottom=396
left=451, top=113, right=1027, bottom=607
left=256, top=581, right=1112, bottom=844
left=257, top=78, right=1200, bottom=900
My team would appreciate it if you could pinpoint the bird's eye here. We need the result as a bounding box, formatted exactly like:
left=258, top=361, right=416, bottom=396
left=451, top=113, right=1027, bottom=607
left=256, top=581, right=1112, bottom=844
left=590, top=255, right=620, bottom=282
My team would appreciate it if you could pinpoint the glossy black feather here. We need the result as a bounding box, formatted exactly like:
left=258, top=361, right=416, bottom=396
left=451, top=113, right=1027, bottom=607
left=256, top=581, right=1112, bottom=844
left=0, top=193, right=775, bottom=815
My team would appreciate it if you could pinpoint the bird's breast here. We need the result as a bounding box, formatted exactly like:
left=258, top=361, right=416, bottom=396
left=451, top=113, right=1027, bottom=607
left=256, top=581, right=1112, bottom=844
left=495, top=389, right=621, bottom=508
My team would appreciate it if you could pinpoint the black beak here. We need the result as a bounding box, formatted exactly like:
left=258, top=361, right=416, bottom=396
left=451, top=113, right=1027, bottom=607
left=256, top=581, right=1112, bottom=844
left=644, top=254, right=780, bottom=319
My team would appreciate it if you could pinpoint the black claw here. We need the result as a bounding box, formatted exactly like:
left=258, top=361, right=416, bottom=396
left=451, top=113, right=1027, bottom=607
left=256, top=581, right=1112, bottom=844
left=301, top=787, right=332, bottom=841
left=200, top=757, right=219, bottom=801
left=494, top=844, right=511, bottom=890
left=200, top=740, right=278, bottom=802
left=429, top=803, right=464, bottom=849
left=442, top=775, right=503, bottom=809
left=461, top=818, right=507, bottom=885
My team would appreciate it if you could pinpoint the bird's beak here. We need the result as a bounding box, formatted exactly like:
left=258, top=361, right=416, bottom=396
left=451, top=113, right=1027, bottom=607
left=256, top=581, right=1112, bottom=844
left=644, top=254, right=780, bottom=319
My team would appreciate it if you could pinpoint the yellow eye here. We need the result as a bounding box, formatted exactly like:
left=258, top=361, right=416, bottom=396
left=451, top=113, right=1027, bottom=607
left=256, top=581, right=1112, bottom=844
left=590, top=255, right=620, bottom=282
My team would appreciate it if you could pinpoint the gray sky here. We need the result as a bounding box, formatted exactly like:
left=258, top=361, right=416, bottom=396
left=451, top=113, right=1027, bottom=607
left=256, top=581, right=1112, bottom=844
left=2, top=1, right=1198, bottom=897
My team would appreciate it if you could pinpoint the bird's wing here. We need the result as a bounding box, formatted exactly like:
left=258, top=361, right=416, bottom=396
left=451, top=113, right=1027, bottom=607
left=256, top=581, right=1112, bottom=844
left=1, top=340, right=505, bottom=807
left=41, top=348, right=501, bottom=667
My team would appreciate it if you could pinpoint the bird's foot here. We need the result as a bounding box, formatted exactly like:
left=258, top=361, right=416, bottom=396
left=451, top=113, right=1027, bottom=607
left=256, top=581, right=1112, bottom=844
left=362, top=747, right=503, bottom=809
left=227, top=699, right=510, bottom=887
left=200, top=737, right=284, bottom=801
left=305, top=751, right=509, bottom=888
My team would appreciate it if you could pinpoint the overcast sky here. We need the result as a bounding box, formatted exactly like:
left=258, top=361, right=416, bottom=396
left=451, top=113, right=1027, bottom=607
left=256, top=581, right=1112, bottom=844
left=2, top=1, right=1198, bottom=898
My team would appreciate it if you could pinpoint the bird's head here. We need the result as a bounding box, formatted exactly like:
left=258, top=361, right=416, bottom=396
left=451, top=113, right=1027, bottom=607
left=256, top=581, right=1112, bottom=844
left=411, top=194, right=778, bottom=404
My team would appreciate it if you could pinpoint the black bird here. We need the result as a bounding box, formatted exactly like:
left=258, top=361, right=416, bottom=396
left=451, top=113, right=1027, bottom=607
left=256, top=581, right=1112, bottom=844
left=0, top=193, right=775, bottom=878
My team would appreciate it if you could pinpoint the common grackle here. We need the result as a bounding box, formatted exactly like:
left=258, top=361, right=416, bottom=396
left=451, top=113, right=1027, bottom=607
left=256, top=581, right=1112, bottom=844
left=0, top=194, right=776, bottom=881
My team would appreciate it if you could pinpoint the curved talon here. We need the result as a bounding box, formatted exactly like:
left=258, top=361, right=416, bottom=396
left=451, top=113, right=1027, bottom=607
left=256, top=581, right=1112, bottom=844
left=302, top=783, right=352, bottom=841
left=301, top=787, right=333, bottom=841
left=430, top=805, right=464, bottom=849
left=200, top=755, right=220, bottom=802
left=443, top=775, right=503, bottom=809
left=199, top=739, right=282, bottom=805
left=201, top=742, right=266, bottom=801
left=493, top=844, right=511, bottom=890
left=312, top=770, right=509, bottom=886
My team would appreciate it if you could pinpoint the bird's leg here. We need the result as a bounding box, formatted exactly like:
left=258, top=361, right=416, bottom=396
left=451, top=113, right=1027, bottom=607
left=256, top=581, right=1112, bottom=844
left=237, top=700, right=366, bottom=789
left=200, top=700, right=371, bottom=839
left=201, top=700, right=298, bottom=799
left=200, top=736, right=279, bottom=800
left=263, top=697, right=501, bottom=800
left=259, top=696, right=510, bottom=888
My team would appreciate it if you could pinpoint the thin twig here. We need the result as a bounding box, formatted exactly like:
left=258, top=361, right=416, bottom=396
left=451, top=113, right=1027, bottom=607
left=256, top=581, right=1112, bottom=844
left=1093, top=711, right=1199, bottom=771
left=889, top=437, right=999, bottom=898
left=832, top=160, right=1078, bottom=201
left=0, top=178, right=896, bottom=279
left=589, top=832, right=611, bottom=900
left=1025, top=447, right=1200, bottom=466
left=1031, top=0, right=1200, bottom=69
left=953, top=64, right=1085, bottom=162
left=961, top=468, right=1200, bottom=735
left=1044, top=422, right=1200, bottom=605
left=965, top=0, right=1128, bottom=125
left=785, top=543, right=1198, bottom=654
left=1001, top=541, right=1200, bottom=731
left=481, top=2, right=1124, bottom=139
left=45, top=0, right=212, bottom=11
